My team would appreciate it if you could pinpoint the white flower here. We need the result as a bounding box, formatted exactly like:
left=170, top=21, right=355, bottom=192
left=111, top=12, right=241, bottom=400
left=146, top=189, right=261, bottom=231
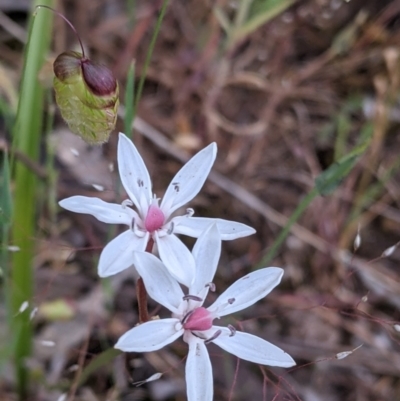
left=115, top=225, right=295, bottom=401
left=59, top=133, right=255, bottom=285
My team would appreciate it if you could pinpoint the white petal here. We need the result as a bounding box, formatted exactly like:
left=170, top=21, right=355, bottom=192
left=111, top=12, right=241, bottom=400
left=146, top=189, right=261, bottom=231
left=59, top=196, right=135, bottom=225
left=174, top=217, right=256, bottom=240
left=160, top=143, right=217, bottom=217
left=98, top=230, right=148, bottom=277
left=117, top=133, right=152, bottom=213
left=186, top=336, right=213, bottom=401
left=115, top=319, right=183, bottom=352
left=208, top=268, right=283, bottom=317
left=211, top=327, right=295, bottom=367
left=189, top=224, right=221, bottom=297
left=155, top=233, right=196, bottom=287
left=132, top=251, right=184, bottom=314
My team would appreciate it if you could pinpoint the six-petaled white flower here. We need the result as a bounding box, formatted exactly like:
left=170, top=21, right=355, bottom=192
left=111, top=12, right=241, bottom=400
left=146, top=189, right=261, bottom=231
left=59, top=133, right=255, bottom=285
left=115, top=224, right=295, bottom=401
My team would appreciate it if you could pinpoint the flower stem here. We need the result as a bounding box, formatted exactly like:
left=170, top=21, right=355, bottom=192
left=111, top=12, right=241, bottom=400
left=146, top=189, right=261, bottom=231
left=136, top=237, right=154, bottom=322
left=136, top=277, right=149, bottom=323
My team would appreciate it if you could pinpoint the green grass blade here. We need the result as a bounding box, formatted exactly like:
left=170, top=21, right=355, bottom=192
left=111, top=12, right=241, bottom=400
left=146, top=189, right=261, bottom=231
left=258, top=188, right=319, bottom=266
left=0, top=97, right=15, bottom=133
left=258, top=126, right=371, bottom=266
left=124, top=61, right=136, bottom=139
left=0, top=151, right=12, bottom=228
left=134, top=0, right=170, bottom=118
left=234, top=0, right=295, bottom=42
left=10, top=1, right=54, bottom=397
left=315, top=126, right=371, bottom=196
left=78, top=348, right=122, bottom=386
left=0, top=150, right=13, bottom=329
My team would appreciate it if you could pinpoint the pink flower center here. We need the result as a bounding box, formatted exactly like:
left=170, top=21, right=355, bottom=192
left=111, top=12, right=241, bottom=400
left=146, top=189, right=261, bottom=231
left=183, top=307, right=213, bottom=331
left=144, top=204, right=165, bottom=232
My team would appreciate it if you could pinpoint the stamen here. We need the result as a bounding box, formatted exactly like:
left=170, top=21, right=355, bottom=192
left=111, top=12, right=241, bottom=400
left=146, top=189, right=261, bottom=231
left=205, top=282, right=216, bottom=292
left=228, top=298, right=235, bottom=304
left=181, top=310, right=195, bottom=325
left=185, top=208, right=194, bottom=217
left=205, top=329, right=222, bottom=344
left=131, top=217, right=135, bottom=230
left=192, top=332, right=207, bottom=340
left=121, top=199, right=133, bottom=208
left=228, top=325, right=236, bottom=337
left=183, top=295, right=203, bottom=302
left=167, top=222, right=174, bottom=235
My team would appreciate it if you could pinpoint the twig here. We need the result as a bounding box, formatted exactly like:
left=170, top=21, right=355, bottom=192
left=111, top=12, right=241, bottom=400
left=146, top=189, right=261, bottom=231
left=0, top=10, right=27, bottom=43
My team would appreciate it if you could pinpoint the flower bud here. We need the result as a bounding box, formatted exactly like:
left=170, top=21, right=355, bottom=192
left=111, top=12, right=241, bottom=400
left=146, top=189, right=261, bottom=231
left=53, top=51, right=119, bottom=145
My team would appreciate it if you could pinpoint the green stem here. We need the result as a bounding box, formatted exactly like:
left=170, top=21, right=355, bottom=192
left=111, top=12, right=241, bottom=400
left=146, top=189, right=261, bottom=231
left=133, top=0, right=170, bottom=118
left=10, top=1, right=53, bottom=397
left=137, top=238, right=154, bottom=323
left=124, top=61, right=136, bottom=139
left=258, top=188, right=319, bottom=267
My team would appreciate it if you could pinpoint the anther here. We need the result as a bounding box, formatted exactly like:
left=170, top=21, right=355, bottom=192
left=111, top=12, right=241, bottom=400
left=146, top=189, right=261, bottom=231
left=167, top=222, right=174, bottom=235
left=192, top=332, right=207, bottom=340
left=228, top=298, right=235, bottom=304
left=181, top=310, right=195, bottom=325
left=121, top=199, right=133, bottom=208
left=185, top=208, right=194, bottom=217
left=204, top=330, right=222, bottom=344
left=227, top=325, right=236, bottom=337
left=182, top=295, right=203, bottom=302
left=205, top=282, right=216, bottom=292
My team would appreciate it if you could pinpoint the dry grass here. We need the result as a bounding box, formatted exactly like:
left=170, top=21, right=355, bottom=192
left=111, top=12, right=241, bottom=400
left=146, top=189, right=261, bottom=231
left=1, top=0, right=400, bottom=400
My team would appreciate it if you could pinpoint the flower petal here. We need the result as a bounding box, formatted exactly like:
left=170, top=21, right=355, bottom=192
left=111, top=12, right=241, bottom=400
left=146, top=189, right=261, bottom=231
left=132, top=251, right=184, bottom=314
left=98, top=230, right=148, bottom=277
left=117, top=132, right=152, bottom=213
left=115, top=318, right=183, bottom=352
left=59, top=196, right=136, bottom=225
left=173, top=216, right=256, bottom=240
left=160, top=143, right=217, bottom=217
left=155, top=233, right=196, bottom=287
left=207, top=268, right=283, bottom=317
left=189, top=224, right=221, bottom=298
left=211, top=327, right=295, bottom=367
left=185, top=335, right=213, bottom=401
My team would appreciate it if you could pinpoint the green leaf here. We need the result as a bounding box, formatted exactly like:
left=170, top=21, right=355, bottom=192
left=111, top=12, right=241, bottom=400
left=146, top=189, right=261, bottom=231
left=235, top=0, right=295, bottom=40
left=213, top=6, right=232, bottom=34
left=11, top=1, right=54, bottom=395
left=0, top=151, right=12, bottom=226
left=315, top=129, right=371, bottom=196
left=78, top=347, right=122, bottom=386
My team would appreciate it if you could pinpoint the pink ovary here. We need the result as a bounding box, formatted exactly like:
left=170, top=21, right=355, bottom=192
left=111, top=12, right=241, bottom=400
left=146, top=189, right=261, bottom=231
left=144, top=205, right=165, bottom=232
left=183, top=307, right=213, bottom=331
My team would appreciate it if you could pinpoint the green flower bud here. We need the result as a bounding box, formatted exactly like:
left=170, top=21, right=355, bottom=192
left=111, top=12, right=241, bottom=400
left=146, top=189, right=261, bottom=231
left=53, top=51, right=119, bottom=145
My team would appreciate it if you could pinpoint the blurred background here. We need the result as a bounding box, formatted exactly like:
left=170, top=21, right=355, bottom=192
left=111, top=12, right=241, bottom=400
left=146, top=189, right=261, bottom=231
left=1, top=0, right=400, bottom=400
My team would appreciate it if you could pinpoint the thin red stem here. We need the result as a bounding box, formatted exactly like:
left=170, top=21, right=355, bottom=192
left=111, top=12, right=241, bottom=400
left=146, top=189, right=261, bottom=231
left=136, top=277, right=149, bottom=323
left=145, top=237, right=155, bottom=253
left=136, top=237, right=154, bottom=322
left=35, top=5, right=86, bottom=58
